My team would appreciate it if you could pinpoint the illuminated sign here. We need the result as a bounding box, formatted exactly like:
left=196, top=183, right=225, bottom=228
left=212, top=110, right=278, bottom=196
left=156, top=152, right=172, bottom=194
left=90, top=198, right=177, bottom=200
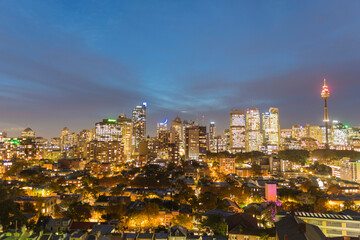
left=107, top=119, right=116, bottom=123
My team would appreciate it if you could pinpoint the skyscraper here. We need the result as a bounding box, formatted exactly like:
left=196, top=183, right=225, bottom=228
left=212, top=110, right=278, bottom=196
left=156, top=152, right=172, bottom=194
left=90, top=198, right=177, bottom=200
left=262, top=108, right=280, bottom=147
left=246, top=107, right=262, bottom=152
left=185, top=126, right=207, bottom=160
left=170, top=117, right=182, bottom=144
left=157, top=119, right=168, bottom=137
left=21, top=128, right=35, bottom=139
left=132, top=102, right=147, bottom=153
left=230, top=110, right=246, bottom=153
left=117, top=114, right=133, bottom=160
left=95, top=119, right=122, bottom=142
left=209, top=122, right=216, bottom=152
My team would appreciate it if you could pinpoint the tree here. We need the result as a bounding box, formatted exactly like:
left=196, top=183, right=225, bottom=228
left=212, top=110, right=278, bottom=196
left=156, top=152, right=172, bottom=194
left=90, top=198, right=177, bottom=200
left=343, top=200, right=356, bottom=211
left=202, top=214, right=227, bottom=236
left=314, top=198, right=329, bottom=213
left=327, top=184, right=341, bottom=195
left=64, top=202, right=92, bottom=221
left=278, top=150, right=309, bottom=165
left=102, top=200, right=127, bottom=221
left=141, top=202, right=160, bottom=226
left=296, top=192, right=316, bottom=205
left=300, top=180, right=313, bottom=193
left=0, top=199, right=26, bottom=230
left=172, top=214, right=193, bottom=230
left=251, top=163, right=262, bottom=177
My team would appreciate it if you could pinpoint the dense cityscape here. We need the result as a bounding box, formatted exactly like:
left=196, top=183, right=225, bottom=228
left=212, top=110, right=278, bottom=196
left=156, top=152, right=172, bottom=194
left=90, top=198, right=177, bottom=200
left=2, top=1, right=360, bottom=240
left=1, top=79, right=360, bottom=240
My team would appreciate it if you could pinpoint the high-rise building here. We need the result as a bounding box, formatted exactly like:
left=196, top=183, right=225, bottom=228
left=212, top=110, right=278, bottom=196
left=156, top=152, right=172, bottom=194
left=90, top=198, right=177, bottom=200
left=21, top=128, right=35, bottom=139
left=117, top=114, right=133, bottom=160
left=306, top=125, right=323, bottom=143
left=230, top=110, right=246, bottom=153
left=60, top=127, right=78, bottom=151
left=170, top=117, right=182, bottom=144
left=246, top=107, right=262, bottom=152
left=78, top=129, right=92, bottom=158
left=185, top=126, right=206, bottom=160
left=60, top=127, right=78, bottom=158
left=332, top=120, right=348, bottom=147
left=95, top=119, right=122, bottom=142
left=262, top=108, right=280, bottom=147
left=209, top=122, right=216, bottom=152
left=340, top=160, right=360, bottom=182
left=157, top=119, right=168, bottom=137
left=132, top=102, right=147, bottom=153
left=292, top=125, right=307, bottom=140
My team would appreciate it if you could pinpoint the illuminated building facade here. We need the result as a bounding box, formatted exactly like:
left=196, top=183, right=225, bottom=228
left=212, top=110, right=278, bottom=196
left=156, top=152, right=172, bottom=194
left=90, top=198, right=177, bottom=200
left=87, top=140, right=124, bottom=163
left=60, top=127, right=78, bottom=158
left=332, top=120, right=348, bottom=147
left=21, top=128, right=35, bottom=139
left=340, top=160, right=360, bottom=183
left=170, top=117, right=182, bottom=146
left=219, top=158, right=236, bottom=175
left=246, top=107, right=262, bottom=152
left=117, top=114, right=133, bottom=160
left=230, top=110, right=246, bottom=153
left=307, top=125, right=323, bottom=143
left=185, top=126, right=206, bottom=160
left=95, top=119, right=122, bottom=142
left=292, top=125, right=307, bottom=140
left=132, top=102, right=147, bottom=153
left=262, top=107, right=280, bottom=150
left=157, top=119, right=168, bottom=137
left=209, top=122, right=216, bottom=152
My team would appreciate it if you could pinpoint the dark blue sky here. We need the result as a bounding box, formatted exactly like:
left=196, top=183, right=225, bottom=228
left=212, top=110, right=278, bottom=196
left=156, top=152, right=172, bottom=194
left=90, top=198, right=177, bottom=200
left=1, top=1, right=360, bottom=138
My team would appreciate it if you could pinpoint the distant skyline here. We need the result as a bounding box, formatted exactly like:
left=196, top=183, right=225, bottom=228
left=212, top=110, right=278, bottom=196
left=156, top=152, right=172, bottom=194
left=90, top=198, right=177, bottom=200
left=0, top=1, right=360, bottom=138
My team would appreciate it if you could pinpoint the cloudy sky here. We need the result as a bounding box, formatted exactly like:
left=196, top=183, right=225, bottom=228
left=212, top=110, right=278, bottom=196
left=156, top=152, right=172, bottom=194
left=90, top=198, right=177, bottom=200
left=0, top=1, right=360, bottom=138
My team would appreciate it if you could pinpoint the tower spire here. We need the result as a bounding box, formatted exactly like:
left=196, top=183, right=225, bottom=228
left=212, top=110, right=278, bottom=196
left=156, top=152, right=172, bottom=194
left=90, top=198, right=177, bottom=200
left=321, top=78, right=330, bottom=149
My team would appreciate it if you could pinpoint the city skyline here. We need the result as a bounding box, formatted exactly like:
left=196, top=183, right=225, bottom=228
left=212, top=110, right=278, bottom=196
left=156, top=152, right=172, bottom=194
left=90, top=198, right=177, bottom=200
left=1, top=1, right=360, bottom=138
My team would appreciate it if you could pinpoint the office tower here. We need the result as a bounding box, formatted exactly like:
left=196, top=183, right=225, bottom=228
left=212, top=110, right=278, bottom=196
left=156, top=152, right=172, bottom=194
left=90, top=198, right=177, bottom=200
left=246, top=107, right=262, bottom=152
left=95, top=119, right=122, bottom=142
left=60, top=127, right=78, bottom=158
left=185, top=126, right=206, bottom=160
left=306, top=125, right=323, bottom=143
left=332, top=120, right=347, bottom=147
left=262, top=108, right=280, bottom=146
left=117, top=114, right=133, bottom=160
left=209, top=122, right=216, bottom=152
left=157, top=119, right=168, bottom=137
left=60, top=127, right=77, bottom=150
left=170, top=117, right=182, bottom=145
left=21, top=128, right=35, bottom=139
left=321, top=79, right=330, bottom=149
left=230, top=110, right=246, bottom=153
left=78, top=129, right=92, bottom=158
left=132, top=102, right=147, bottom=153
left=292, top=125, right=307, bottom=140
left=223, top=129, right=230, bottom=152
left=280, top=129, right=292, bottom=140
